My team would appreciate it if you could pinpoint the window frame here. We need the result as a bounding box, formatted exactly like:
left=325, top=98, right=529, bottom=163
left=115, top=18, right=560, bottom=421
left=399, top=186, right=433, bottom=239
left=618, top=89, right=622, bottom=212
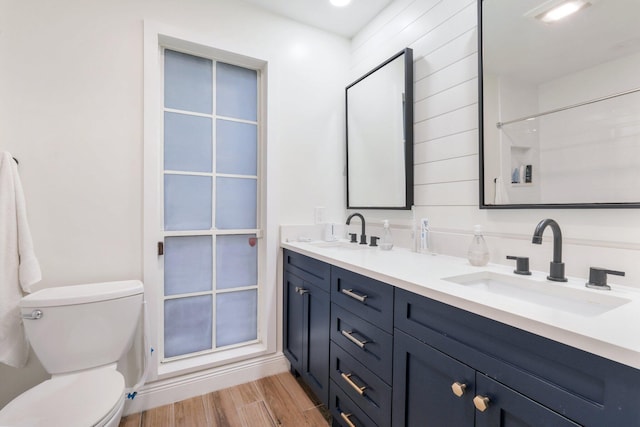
left=143, top=23, right=271, bottom=380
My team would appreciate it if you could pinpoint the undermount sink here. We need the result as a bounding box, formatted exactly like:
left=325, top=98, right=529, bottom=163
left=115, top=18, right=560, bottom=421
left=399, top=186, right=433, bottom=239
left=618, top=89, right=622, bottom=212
left=308, top=240, right=369, bottom=250
left=444, top=271, right=630, bottom=317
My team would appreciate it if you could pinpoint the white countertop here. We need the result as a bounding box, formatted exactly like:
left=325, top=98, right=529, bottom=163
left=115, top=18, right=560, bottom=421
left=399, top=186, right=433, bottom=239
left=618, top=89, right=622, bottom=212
left=282, top=240, right=640, bottom=370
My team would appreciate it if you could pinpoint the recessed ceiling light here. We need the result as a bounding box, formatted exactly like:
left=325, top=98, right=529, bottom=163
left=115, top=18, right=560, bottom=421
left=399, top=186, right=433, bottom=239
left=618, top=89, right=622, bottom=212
left=536, top=0, right=591, bottom=23
left=330, top=0, right=351, bottom=7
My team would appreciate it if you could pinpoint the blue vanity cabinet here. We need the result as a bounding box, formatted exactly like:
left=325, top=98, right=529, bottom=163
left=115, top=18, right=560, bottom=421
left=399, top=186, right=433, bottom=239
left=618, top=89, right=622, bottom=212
left=329, top=267, right=394, bottom=427
left=394, top=287, right=640, bottom=427
left=283, top=249, right=331, bottom=406
left=393, top=329, right=476, bottom=426
left=393, top=328, right=580, bottom=426
left=282, top=249, right=640, bottom=426
left=474, top=373, right=580, bottom=427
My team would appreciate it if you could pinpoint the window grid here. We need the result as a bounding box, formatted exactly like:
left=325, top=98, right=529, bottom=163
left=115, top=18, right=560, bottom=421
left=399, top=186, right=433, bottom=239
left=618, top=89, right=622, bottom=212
left=160, top=48, right=261, bottom=363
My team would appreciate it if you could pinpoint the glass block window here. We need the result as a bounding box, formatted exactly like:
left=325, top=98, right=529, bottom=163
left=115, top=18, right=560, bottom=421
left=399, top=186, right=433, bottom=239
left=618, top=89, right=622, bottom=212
left=161, top=49, right=260, bottom=360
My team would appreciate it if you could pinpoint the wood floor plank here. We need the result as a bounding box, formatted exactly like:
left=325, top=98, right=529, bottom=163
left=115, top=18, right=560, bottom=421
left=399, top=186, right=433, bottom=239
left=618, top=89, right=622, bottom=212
left=254, top=375, right=310, bottom=427
left=175, top=396, right=208, bottom=427
left=118, top=413, right=141, bottom=427
left=121, top=373, right=330, bottom=427
left=203, top=389, right=243, bottom=427
left=273, top=372, right=318, bottom=412
left=141, top=403, right=174, bottom=427
left=237, top=400, right=276, bottom=427
left=302, top=406, right=331, bottom=427
left=228, top=380, right=263, bottom=406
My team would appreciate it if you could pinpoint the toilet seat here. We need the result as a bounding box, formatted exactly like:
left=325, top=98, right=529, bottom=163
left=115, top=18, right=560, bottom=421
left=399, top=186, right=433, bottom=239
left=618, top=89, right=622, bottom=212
left=0, top=367, right=125, bottom=427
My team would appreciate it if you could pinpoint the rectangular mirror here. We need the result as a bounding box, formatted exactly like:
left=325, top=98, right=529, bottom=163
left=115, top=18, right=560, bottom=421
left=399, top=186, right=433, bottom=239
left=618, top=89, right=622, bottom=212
left=479, top=0, right=640, bottom=208
left=346, top=48, right=413, bottom=210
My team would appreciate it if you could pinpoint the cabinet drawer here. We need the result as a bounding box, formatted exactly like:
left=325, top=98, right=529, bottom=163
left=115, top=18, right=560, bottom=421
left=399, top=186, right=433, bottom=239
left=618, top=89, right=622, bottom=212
left=284, top=249, right=330, bottom=291
left=330, top=380, right=378, bottom=427
left=331, top=266, right=394, bottom=333
left=331, top=303, right=393, bottom=384
left=331, top=342, right=391, bottom=427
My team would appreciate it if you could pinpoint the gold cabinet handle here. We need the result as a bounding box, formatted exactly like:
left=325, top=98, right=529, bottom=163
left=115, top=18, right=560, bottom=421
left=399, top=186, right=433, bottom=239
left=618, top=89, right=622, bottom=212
left=340, top=412, right=357, bottom=427
left=295, top=286, right=308, bottom=295
left=341, top=330, right=368, bottom=348
left=473, top=395, right=490, bottom=412
left=341, top=372, right=367, bottom=395
left=341, top=288, right=368, bottom=302
left=451, top=381, right=467, bottom=397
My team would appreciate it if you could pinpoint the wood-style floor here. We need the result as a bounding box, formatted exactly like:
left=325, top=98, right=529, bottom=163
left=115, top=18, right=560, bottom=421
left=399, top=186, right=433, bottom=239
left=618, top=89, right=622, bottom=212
left=118, top=372, right=331, bottom=427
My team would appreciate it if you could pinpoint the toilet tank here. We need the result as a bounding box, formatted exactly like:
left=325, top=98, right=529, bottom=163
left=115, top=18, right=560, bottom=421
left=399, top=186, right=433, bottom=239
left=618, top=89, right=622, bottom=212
left=20, top=280, right=144, bottom=375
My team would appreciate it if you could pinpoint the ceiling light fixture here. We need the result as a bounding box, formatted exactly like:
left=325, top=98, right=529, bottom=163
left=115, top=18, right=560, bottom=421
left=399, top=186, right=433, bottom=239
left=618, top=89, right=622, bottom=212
left=330, top=0, right=351, bottom=7
left=536, top=0, right=591, bottom=23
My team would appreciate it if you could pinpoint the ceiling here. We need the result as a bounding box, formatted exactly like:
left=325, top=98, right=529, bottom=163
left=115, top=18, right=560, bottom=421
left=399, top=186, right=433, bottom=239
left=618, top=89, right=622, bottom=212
left=240, top=0, right=394, bottom=38
left=483, top=0, right=640, bottom=84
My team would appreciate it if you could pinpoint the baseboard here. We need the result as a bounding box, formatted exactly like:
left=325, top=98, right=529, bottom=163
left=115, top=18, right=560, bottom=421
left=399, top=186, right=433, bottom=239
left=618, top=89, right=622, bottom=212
left=122, top=352, right=289, bottom=415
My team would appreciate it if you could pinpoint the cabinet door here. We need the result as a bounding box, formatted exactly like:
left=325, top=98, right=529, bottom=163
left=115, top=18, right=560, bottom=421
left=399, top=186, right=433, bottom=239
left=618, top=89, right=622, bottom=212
left=302, top=283, right=330, bottom=405
left=283, top=271, right=305, bottom=373
left=474, top=374, right=582, bottom=427
left=393, top=330, right=475, bottom=427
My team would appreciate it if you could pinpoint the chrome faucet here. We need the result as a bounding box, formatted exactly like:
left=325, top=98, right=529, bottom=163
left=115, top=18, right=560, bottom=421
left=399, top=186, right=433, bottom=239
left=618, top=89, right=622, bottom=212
left=532, top=219, right=567, bottom=282
left=346, top=213, right=367, bottom=245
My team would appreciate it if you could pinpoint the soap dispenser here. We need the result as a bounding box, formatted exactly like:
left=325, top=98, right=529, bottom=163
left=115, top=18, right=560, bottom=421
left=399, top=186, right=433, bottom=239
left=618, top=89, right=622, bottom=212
left=380, top=220, right=394, bottom=251
left=467, top=225, right=489, bottom=266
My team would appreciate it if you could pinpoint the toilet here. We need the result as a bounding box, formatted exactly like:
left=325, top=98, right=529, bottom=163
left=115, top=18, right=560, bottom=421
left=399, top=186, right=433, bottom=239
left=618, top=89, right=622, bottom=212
left=0, top=280, right=144, bottom=427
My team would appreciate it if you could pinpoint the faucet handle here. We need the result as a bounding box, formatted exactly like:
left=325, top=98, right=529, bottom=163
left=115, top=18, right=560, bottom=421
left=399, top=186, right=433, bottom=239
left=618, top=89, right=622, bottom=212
left=370, top=236, right=379, bottom=247
left=506, top=256, right=531, bottom=275
left=349, top=233, right=358, bottom=243
left=586, top=267, right=625, bottom=290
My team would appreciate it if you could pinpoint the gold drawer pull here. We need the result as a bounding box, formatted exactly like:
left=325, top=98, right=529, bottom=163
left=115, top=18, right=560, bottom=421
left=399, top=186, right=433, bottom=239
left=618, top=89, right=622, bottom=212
left=451, top=382, right=467, bottom=397
left=341, top=330, right=368, bottom=348
left=341, top=372, right=367, bottom=395
left=340, top=412, right=357, bottom=427
left=341, top=288, right=368, bottom=302
left=473, top=395, right=490, bottom=412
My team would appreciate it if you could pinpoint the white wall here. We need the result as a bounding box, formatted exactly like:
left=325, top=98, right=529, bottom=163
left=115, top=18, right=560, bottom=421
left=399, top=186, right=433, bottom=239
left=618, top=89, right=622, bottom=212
left=0, top=0, right=349, bottom=408
left=350, top=0, right=640, bottom=291
left=3, top=0, right=640, bottom=411
left=537, top=52, right=640, bottom=204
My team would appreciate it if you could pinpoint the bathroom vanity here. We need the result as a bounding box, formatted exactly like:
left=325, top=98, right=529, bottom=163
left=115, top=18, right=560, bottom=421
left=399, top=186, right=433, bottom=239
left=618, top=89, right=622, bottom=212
left=282, top=243, right=640, bottom=427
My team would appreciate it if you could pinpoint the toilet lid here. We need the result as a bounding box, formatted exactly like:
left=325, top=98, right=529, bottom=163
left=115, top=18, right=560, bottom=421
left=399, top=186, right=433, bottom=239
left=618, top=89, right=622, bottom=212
left=0, top=368, right=124, bottom=427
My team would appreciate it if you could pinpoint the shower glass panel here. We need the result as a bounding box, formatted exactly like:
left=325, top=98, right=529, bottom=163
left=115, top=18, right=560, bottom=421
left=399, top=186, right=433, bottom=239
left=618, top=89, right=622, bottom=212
left=216, top=290, right=258, bottom=347
left=215, top=177, right=257, bottom=229
left=164, top=295, right=213, bottom=358
left=164, top=174, right=212, bottom=231
left=216, top=119, right=257, bottom=175
left=216, top=234, right=258, bottom=290
left=164, top=112, right=212, bottom=173
left=164, top=236, right=213, bottom=296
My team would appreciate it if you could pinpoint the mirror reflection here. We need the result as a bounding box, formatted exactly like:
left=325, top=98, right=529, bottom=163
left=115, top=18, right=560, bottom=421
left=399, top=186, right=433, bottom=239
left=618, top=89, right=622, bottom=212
left=347, top=48, right=413, bottom=209
left=480, top=0, right=640, bottom=207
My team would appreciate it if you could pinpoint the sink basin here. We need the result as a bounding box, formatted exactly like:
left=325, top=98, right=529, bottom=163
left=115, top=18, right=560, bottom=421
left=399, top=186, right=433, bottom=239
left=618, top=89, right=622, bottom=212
left=443, top=271, right=630, bottom=317
left=307, top=240, right=369, bottom=250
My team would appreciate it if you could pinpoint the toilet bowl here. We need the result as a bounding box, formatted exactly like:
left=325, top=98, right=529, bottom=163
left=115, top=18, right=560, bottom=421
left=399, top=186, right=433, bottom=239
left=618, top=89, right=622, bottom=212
left=0, top=280, right=144, bottom=427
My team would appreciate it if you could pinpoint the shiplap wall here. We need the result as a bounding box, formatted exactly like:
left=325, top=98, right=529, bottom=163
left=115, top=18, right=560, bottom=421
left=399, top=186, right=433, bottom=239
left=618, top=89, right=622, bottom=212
left=352, top=0, right=478, bottom=210
left=350, top=0, right=640, bottom=288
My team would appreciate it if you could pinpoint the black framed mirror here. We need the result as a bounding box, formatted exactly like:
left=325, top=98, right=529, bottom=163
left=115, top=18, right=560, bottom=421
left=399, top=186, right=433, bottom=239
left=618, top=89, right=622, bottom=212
left=346, top=48, right=413, bottom=210
left=479, top=0, right=640, bottom=208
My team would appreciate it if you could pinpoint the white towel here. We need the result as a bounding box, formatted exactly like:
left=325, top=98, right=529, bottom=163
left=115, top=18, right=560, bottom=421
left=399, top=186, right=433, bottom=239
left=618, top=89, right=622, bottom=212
left=0, top=152, right=41, bottom=368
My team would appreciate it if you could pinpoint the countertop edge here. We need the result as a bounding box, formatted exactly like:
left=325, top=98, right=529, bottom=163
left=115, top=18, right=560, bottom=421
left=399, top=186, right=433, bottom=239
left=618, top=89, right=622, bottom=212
left=281, top=241, right=640, bottom=371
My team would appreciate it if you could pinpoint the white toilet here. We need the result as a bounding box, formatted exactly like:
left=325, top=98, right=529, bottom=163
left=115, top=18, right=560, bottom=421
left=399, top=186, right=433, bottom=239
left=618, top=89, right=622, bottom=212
left=0, top=280, right=144, bottom=427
